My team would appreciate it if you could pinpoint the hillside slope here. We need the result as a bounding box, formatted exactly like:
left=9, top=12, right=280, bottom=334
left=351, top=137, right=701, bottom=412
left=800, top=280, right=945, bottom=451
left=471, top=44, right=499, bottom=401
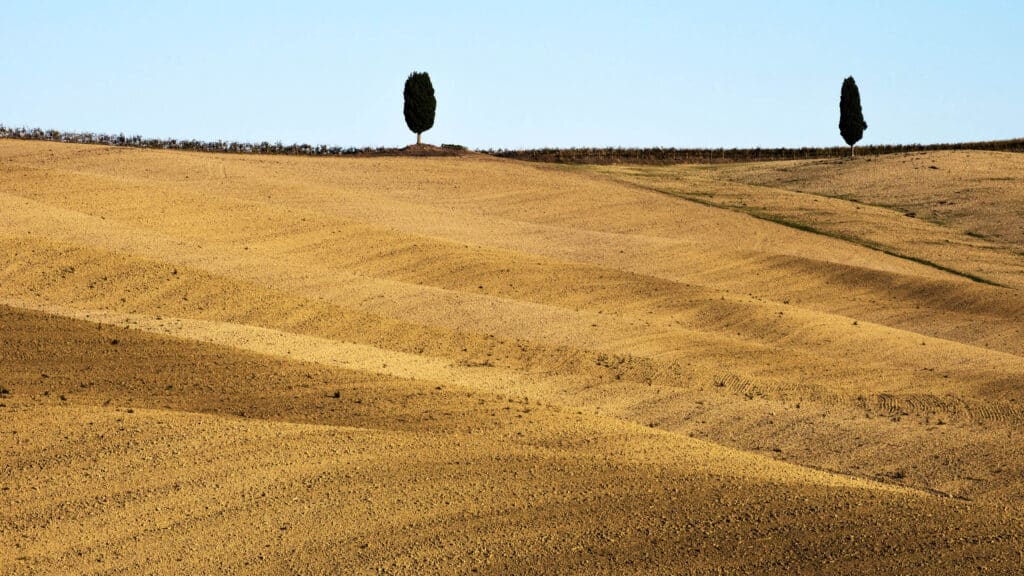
left=2, top=140, right=1023, bottom=573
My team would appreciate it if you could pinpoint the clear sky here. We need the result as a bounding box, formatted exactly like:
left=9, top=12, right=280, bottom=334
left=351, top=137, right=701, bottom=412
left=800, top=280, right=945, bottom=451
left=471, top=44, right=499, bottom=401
left=1, top=1, right=1020, bottom=149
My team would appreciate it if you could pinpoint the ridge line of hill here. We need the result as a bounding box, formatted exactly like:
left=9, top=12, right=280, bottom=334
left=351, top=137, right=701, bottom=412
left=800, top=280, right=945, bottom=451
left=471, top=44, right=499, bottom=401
left=2, top=124, right=1022, bottom=164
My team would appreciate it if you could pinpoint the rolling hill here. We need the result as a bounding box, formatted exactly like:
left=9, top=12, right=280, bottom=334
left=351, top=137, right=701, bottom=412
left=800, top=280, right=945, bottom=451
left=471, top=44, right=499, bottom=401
left=2, top=139, right=1023, bottom=574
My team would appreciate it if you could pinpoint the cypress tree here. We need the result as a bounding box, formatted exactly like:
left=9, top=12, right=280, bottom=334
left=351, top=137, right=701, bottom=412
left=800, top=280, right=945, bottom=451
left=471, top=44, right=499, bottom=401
left=403, top=72, right=436, bottom=145
left=839, top=76, right=867, bottom=157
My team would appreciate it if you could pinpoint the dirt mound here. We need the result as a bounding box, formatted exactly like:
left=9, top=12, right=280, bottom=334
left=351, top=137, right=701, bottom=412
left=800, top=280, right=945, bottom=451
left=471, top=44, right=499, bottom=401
left=398, top=143, right=470, bottom=156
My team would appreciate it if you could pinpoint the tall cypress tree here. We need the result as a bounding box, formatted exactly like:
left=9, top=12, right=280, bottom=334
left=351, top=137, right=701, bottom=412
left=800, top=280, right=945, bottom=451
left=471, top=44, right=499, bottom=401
left=403, top=72, right=436, bottom=145
left=839, top=76, right=867, bottom=157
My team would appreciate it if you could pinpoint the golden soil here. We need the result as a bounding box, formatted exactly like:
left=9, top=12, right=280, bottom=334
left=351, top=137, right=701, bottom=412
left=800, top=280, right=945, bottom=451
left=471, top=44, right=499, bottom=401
left=2, top=140, right=1023, bottom=574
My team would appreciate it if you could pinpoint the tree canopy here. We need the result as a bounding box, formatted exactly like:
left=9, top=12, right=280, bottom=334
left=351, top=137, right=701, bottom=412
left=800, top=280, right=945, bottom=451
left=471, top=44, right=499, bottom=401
left=403, top=72, right=436, bottom=144
left=839, top=76, right=868, bottom=154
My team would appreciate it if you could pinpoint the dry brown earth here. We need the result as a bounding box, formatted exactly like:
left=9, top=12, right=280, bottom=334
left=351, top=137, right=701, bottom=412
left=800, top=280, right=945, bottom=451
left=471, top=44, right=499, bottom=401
left=2, top=140, right=1023, bottom=574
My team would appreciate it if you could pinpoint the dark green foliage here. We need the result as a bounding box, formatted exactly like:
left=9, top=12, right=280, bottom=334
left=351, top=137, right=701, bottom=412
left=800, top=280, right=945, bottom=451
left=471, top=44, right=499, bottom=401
left=839, top=76, right=868, bottom=151
left=403, top=72, right=436, bottom=143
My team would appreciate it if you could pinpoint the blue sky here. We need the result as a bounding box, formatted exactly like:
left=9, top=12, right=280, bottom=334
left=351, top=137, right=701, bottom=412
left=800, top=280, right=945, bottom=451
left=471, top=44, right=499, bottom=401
left=1, top=1, right=1020, bottom=149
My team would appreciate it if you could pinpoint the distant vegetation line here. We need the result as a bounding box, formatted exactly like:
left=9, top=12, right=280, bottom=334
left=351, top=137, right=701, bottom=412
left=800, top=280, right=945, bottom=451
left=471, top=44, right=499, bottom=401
left=485, top=140, right=1024, bottom=165
left=0, top=125, right=467, bottom=157
left=2, top=124, right=1022, bottom=164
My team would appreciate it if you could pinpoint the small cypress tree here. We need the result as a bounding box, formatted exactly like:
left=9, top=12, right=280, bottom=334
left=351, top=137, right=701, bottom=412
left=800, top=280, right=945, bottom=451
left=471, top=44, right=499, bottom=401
left=839, top=76, right=867, bottom=157
left=403, top=72, right=436, bottom=145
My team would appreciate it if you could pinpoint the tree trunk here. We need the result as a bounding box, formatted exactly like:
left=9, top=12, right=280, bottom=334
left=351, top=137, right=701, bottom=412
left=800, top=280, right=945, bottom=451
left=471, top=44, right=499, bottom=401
left=417, top=132, right=422, bottom=145
left=851, top=144, right=855, bottom=158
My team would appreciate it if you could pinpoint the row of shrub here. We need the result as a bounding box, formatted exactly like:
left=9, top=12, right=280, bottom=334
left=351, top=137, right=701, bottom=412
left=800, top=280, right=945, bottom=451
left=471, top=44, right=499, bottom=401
left=2, top=124, right=1022, bottom=164
left=482, top=140, right=1024, bottom=165
left=0, top=125, right=404, bottom=156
